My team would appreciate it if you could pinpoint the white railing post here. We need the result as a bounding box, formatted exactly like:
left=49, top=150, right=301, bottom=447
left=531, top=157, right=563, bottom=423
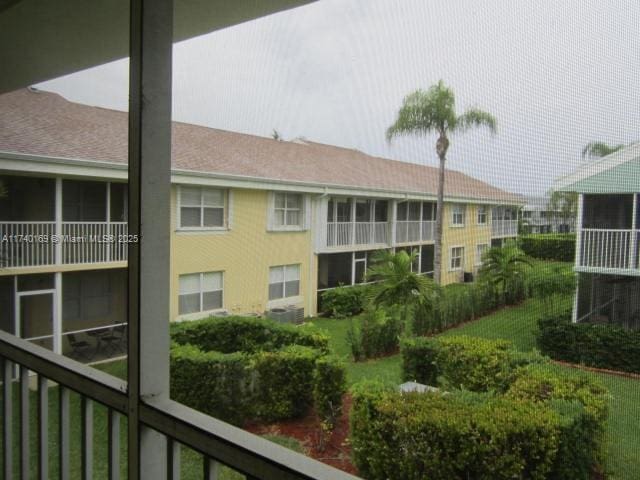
left=55, top=178, right=63, bottom=265
left=631, top=193, right=638, bottom=269
left=575, top=194, right=584, bottom=268
left=390, top=200, right=397, bottom=246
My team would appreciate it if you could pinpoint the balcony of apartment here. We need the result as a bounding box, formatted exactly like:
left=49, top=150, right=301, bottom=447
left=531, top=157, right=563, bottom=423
left=322, top=197, right=391, bottom=250
left=0, top=176, right=128, bottom=269
left=393, top=200, right=436, bottom=245
left=577, top=194, right=639, bottom=274
left=491, top=206, right=519, bottom=238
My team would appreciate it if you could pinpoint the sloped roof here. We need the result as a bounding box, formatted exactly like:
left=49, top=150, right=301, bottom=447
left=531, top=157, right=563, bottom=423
left=555, top=143, right=640, bottom=194
left=0, top=88, right=521, bottom=203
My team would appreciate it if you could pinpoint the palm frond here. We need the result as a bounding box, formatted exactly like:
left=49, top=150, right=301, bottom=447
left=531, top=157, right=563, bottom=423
left=581, top=142, right=624, bottom=159
left=455, top=108, right=497, bottom=134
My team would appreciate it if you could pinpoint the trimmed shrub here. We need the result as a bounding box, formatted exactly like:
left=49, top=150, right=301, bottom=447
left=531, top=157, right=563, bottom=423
left=320, top=284, right=369, bottom=318
left=313, top=355, right=347, bottom=425
left=170, top=316, right=345, bottom=425
left=351, top=387, right=559, bottom=480
left=347, top=307, right=403, bottom=361
left=520, top=234, right=576, bottom=262
left=537, top=309, right=640, bottom=373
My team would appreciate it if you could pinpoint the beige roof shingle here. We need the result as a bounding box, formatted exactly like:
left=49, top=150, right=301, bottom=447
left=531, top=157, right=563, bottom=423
left=0, top=88, right=521, bottom=203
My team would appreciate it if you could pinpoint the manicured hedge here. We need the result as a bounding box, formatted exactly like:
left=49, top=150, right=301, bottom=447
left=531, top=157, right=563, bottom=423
left=347, top=307, right=403, bottom=361
left=170, top=316, right=345, bottom=425
left=520, top=234, right=576, bottom=262
left=537, top=309, right=640, bottom=373
left=372, top=335, right=610, bottom=479
left=320, top=284, right=370, bottom=318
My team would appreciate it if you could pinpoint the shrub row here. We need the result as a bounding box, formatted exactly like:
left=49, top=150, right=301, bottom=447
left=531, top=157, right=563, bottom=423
left=537, top=309, right=640, bottom=373
left=349, top=335, right=610, bottom=479
left=170, top=316, right=345, bottom=426
left=519, top=234, right=576, bottom=262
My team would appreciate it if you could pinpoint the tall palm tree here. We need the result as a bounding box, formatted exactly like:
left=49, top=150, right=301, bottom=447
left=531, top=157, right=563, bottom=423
left=386, top=81, right=496, bottom=284
left=365, top=250, right=439, bottom=322
left=581, top=141, right=625, bottom=160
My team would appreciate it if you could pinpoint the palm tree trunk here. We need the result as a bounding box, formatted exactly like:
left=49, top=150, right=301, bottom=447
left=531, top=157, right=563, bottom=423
left=433, top=153, right=446, bottom=284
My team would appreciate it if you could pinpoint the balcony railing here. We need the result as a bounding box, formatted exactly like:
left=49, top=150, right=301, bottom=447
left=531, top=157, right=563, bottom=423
left=0, top=221, right=128, bottom=268
left=578, top=229, right=639, bottom=271
left=0, top=331, right=358, bottom=480
left=491, top=219, right=518, bottom=237
left=326, top=221, right=389, bottom=248
left=395, top=220, right=435, bottom=244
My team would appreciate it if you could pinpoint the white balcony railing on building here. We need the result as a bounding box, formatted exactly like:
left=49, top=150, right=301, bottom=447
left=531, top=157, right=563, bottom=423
left=491, top=219, right=518, bottom=237
left=579, top=229, right=639, bottom=271
left=0, top=221, right=128, bottom=268
left=326, top=221, right=389, bottom=248
left=395, top=220, right=435, bottom=244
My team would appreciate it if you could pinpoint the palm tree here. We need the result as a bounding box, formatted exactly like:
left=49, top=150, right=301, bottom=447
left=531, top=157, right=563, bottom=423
left=365, top=250, right=439, bottom=323
left=478, top=242, right=531, bottom=304
left=386, top=81, right=496, bottom=284
left=581, top=141, right=625, bottom=160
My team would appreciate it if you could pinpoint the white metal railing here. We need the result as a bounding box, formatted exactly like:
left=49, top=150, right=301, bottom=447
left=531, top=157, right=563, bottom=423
left=0, top=222, right=56, bottom=267
left=0, top=331, right=358, bottom=480
left=579, top=229, right=639, bottom=271
left=395, top=220, right=435, bottom=244
left=491, top=219, right=518, bottom=237
left=0, top=221, right=128, bottom=267
left=326, top=221, right=389, bottom=248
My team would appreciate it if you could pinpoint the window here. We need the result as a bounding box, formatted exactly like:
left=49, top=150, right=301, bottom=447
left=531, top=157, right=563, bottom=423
left=523, top=210, right=532, bottom=219
left=476, top=243, right=489, bottom=265
left=477, top=206, right=488, bottom=225
left=178, top=272, right=223, bottom=315
left=450, top=246, right=464, bottom=271
left=179, top=186, right=226, bottom=229
left=272, top=192, right=304, bottom=228
left=269, top=264, right=300, bottom=300
left=451, top=205, right=465, bottom=226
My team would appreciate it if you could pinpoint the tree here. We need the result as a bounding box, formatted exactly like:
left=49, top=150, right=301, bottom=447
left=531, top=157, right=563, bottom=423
left=548, top=190, right=578, bottom=228
left=581, top=141, right=625, bottom=160
left=386, top=81, right=496, bottom=284
left=478, top=242, right=531, bottom=304
left=271, top=129, right=283, bottom=141
left=365, top=250, right=439, bottom=323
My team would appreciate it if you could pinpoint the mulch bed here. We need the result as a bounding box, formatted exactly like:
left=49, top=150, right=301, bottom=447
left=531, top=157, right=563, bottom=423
left=245, top=394, right=357, bottom=475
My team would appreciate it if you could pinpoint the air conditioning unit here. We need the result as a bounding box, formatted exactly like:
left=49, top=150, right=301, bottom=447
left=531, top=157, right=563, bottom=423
left=266, top=307, right=295, bottom=323
left=285, top=305, right=305, bottom=324
left=463, top=272, right=474, bottom=283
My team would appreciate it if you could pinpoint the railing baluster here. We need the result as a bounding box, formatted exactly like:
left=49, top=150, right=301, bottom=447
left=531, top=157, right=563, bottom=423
left=59, top=386, right=70, bottom=480
left=203, top=457, right=220, bottom=480
left=2, top=358, right=13, bottom=480
left=81, top=397, right=93, bottom=480
left=20, top=365, right=29, bottom=480
left=167, top=438, right=181, bottom=480
left=38, top=374, right=48, bottom=480
left=108, top=409, right=121, bottom=480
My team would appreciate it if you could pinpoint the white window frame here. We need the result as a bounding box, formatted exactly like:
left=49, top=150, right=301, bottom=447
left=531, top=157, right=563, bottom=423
left=267, top=192, right=309, bottom=231
left=476, top=243, right=489, bottom=266
left=451, top=204, right=465, bottom=227
left=177, top=271, right=224, bottom=319
left=477, top=206, right=488, bottom=225
left=177, top=185, right=228, bottom=232
left=449, top=246, right=464, bottom=271
left=268, top=264, right=301, bottom=302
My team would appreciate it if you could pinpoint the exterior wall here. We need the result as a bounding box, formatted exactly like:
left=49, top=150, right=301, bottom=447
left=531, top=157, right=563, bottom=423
left=440, top=203, right=493, bottom=285
left=170, top=186, right=313, bottom=320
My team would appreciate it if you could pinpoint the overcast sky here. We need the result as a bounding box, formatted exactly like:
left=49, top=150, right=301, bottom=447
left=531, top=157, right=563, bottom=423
left=37, top=0, right=640, bottom=196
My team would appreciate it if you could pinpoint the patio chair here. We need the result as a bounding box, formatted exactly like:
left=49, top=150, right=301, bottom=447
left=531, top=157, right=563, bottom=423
left=67, top=334, right=94, bottom=362
left=100, top=324, right=127, bottom=356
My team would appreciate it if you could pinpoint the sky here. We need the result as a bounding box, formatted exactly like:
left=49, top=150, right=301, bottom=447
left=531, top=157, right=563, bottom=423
left=37, top=0, right=640, bottom=196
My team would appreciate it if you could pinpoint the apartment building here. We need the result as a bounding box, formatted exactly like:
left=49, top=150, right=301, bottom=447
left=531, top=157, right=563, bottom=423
left=0, top=88, right=522, bottom=361
left=555, top=143, right=640, bottom=329
left=521, top=195, right=575, bottom=234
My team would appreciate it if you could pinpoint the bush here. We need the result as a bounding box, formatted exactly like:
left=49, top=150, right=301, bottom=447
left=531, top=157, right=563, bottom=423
left=347, top=307, right=403, bottom=361
left=170, top=316, right=345, bottom=425
left=537, top=309, right=640, bottom=373
left=520, top=234, right=576, bottom=262
left=313, top=355, right=347, bottom=425
left=320, top=284, right=369, bottom=318
left=351, top=387, right=559, bottom=480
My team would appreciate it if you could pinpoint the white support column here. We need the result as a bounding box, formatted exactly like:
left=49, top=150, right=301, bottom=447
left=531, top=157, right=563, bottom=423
left=390, top=200, right=397, bottom=247
left=631, top=193, right=638, bottom=269
left=575, top=194, right=584, bottom=269
left=350, top=198, right=356, bottom=247
left=106, top=182, right=111, bottom=262
left=55, top=178, right=62, bottom=265
left=53, top=272, right=62, bottom=354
